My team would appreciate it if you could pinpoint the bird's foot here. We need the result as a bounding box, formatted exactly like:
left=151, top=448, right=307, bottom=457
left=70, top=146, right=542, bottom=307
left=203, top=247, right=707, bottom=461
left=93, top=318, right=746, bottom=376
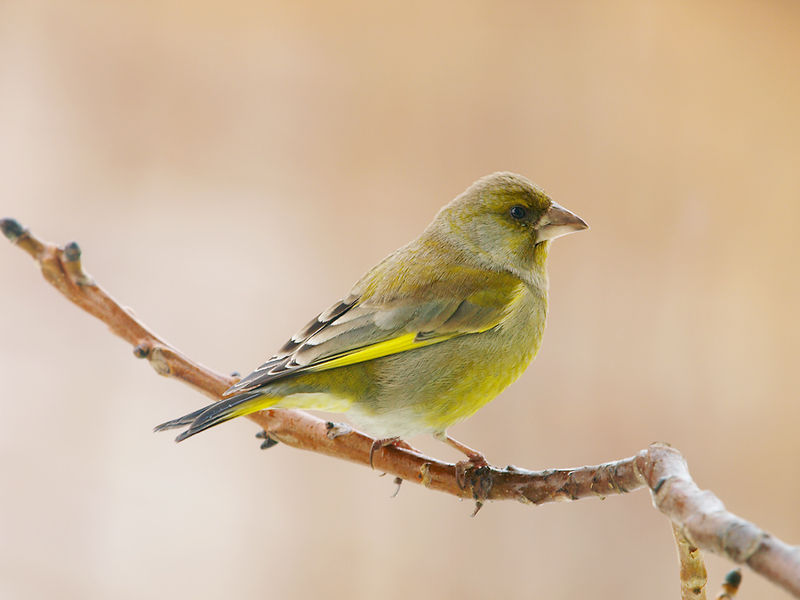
left=454, top=452, right=489, bottom=490
left=454, top=455, right=493, bottom=517
left=433, top=430, right=490, bottom=489
left=255, top=430, right=279, bottom=450
left=325, top=421, right=353, bottom=440
left=368, top=437, right=415, bottom=469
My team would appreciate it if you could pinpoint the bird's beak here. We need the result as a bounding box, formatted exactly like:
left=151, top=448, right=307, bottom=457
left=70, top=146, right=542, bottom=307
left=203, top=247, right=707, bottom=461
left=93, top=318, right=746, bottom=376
left=536, top=202, right=589, bottom=242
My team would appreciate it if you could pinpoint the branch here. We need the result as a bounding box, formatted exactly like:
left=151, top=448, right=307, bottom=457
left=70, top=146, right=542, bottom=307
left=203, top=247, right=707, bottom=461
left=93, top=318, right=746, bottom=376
left=3, top=218, right=799, bottom=597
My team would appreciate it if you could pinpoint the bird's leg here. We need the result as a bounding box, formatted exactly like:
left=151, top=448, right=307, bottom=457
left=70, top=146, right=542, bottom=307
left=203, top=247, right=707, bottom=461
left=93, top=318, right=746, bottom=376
left=433, top=431, right=488, bottom=465
left=433, top=431, right=489, bottom=489
left=369, top=437, right=416, bottom=469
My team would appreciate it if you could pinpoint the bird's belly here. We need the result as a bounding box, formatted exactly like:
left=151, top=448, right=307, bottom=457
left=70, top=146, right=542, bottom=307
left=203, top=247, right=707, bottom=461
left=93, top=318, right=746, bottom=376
left=355, top=305, right=545, bottom=438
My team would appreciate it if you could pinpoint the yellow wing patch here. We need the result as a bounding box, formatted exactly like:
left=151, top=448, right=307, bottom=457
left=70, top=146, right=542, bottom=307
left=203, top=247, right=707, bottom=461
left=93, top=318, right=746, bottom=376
left=307, top=332, right=459, bottom=372
left=307, top=303, right=510, bottom=373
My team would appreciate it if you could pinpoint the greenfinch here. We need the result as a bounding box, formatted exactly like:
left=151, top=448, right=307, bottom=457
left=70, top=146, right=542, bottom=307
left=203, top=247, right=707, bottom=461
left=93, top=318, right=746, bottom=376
left=156, top=172, right=587, bottom=464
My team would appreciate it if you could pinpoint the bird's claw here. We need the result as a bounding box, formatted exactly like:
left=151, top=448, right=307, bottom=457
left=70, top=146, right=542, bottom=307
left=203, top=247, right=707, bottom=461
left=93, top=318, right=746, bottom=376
left=450, top=453, right=493, bottom=516
left=255, top=430, right=279, bottom=450
left=369, top=437, right=398, bottom=469
left=368, top=437, right=416, bottom=469
left=464, top=464, right=494, bottom=517
left=454, top=454, right=489, bottom=490
left=390, top=476, right=403, bottom=498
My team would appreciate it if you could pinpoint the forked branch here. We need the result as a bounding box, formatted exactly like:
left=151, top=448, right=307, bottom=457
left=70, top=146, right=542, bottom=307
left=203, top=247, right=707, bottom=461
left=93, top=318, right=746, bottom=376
left=3, top=218, right=798, bottom=597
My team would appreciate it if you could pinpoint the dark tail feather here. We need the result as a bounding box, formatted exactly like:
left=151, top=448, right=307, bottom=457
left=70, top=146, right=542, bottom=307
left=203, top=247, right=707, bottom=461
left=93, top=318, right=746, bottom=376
left=154, top=391, right=271, bottom=443
left=153, top=406, right=208, bottom=432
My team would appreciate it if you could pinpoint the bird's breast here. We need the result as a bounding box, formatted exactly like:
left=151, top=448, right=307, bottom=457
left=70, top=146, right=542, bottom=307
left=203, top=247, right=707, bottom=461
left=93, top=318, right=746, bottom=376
left=355, top=283, right=548, bottom=437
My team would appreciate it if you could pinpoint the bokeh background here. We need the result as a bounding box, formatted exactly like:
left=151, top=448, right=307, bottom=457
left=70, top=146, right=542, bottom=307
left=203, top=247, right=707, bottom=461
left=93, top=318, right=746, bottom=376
left=1, top=1, right=798, bottom=599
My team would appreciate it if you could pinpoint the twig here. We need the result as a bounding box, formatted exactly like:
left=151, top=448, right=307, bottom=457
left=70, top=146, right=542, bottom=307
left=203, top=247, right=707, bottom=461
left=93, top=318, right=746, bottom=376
left=673, top=523, right=708, bottom=600
left=3, top=217, right=799, bottom=597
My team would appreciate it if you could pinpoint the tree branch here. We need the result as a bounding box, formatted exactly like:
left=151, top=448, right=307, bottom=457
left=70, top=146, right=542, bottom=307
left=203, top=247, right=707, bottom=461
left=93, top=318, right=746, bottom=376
left=3, top=218, right=799, bottom=597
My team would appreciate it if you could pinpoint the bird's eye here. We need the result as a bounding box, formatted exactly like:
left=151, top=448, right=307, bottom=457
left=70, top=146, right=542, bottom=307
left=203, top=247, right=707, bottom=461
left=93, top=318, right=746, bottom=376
left=509, top=205, right=528, bottom=220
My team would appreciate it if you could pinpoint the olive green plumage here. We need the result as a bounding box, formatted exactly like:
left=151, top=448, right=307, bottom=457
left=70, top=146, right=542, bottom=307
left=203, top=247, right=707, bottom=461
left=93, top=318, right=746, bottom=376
left=156, top=172, right=587, bottom=453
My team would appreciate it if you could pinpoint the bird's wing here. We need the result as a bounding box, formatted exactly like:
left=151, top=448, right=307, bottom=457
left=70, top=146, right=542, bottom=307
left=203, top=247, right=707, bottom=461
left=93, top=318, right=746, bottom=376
left=224, top=271, right=523, bottom=395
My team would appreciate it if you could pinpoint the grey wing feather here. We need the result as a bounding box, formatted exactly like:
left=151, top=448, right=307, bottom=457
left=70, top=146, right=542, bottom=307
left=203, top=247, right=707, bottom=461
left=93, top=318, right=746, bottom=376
left=289, top=299, right=461, bottom=366
left=223, top=295, right=464, bottom=396
left=224, top=295, right=360, bottom=395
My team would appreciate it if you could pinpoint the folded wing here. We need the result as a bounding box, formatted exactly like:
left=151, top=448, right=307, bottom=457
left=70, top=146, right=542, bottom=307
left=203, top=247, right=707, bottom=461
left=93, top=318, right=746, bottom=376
left=225, top=269, right=523, bottom=396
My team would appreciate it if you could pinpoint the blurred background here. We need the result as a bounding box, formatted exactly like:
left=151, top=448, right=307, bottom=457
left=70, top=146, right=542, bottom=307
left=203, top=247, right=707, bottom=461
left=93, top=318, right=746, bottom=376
left=1, top=1, right=798, bottom=598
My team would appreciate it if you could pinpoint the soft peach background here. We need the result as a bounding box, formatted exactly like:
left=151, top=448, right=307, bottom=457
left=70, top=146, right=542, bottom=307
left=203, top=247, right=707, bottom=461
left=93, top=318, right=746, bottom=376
left=1, top=2, right=798, bottom=599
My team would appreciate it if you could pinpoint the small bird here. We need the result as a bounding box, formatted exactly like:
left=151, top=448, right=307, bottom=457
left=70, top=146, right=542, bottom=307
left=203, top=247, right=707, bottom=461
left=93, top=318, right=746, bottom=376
left=156, top=172, right=587, bottom=466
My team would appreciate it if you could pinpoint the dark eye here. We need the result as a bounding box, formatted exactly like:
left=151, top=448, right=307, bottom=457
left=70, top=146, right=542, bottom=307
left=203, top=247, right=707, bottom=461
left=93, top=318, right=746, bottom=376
left=509, top=205, right=528, bottom=220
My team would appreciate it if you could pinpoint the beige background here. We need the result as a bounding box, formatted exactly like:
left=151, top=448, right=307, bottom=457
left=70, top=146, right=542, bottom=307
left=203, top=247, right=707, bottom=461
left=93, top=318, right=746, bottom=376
left=1, top=1, right=798, bottom=599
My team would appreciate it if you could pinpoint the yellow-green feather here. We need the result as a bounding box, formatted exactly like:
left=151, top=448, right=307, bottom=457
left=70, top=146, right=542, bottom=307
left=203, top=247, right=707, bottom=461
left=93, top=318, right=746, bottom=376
left=306, top=332, right=458, bottom=371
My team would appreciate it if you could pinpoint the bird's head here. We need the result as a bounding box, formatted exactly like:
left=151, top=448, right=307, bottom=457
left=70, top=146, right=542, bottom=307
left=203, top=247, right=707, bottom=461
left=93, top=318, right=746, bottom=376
left=433, top=172, right=588, bottom=278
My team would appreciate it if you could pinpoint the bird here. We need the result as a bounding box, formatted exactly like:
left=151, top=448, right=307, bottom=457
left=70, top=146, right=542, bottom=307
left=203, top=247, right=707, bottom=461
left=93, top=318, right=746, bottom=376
left=155, top=172, right=588, bottom=467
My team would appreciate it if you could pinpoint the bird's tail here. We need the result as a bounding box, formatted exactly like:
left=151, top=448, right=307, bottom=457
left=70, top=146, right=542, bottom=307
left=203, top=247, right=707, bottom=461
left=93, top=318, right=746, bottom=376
left=154, top=391, right=280, bottom=442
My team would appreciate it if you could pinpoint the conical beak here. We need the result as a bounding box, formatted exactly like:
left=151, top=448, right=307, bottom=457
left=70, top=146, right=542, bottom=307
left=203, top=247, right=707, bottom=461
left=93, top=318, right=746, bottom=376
left=536, top=202, right=589, bottom=242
